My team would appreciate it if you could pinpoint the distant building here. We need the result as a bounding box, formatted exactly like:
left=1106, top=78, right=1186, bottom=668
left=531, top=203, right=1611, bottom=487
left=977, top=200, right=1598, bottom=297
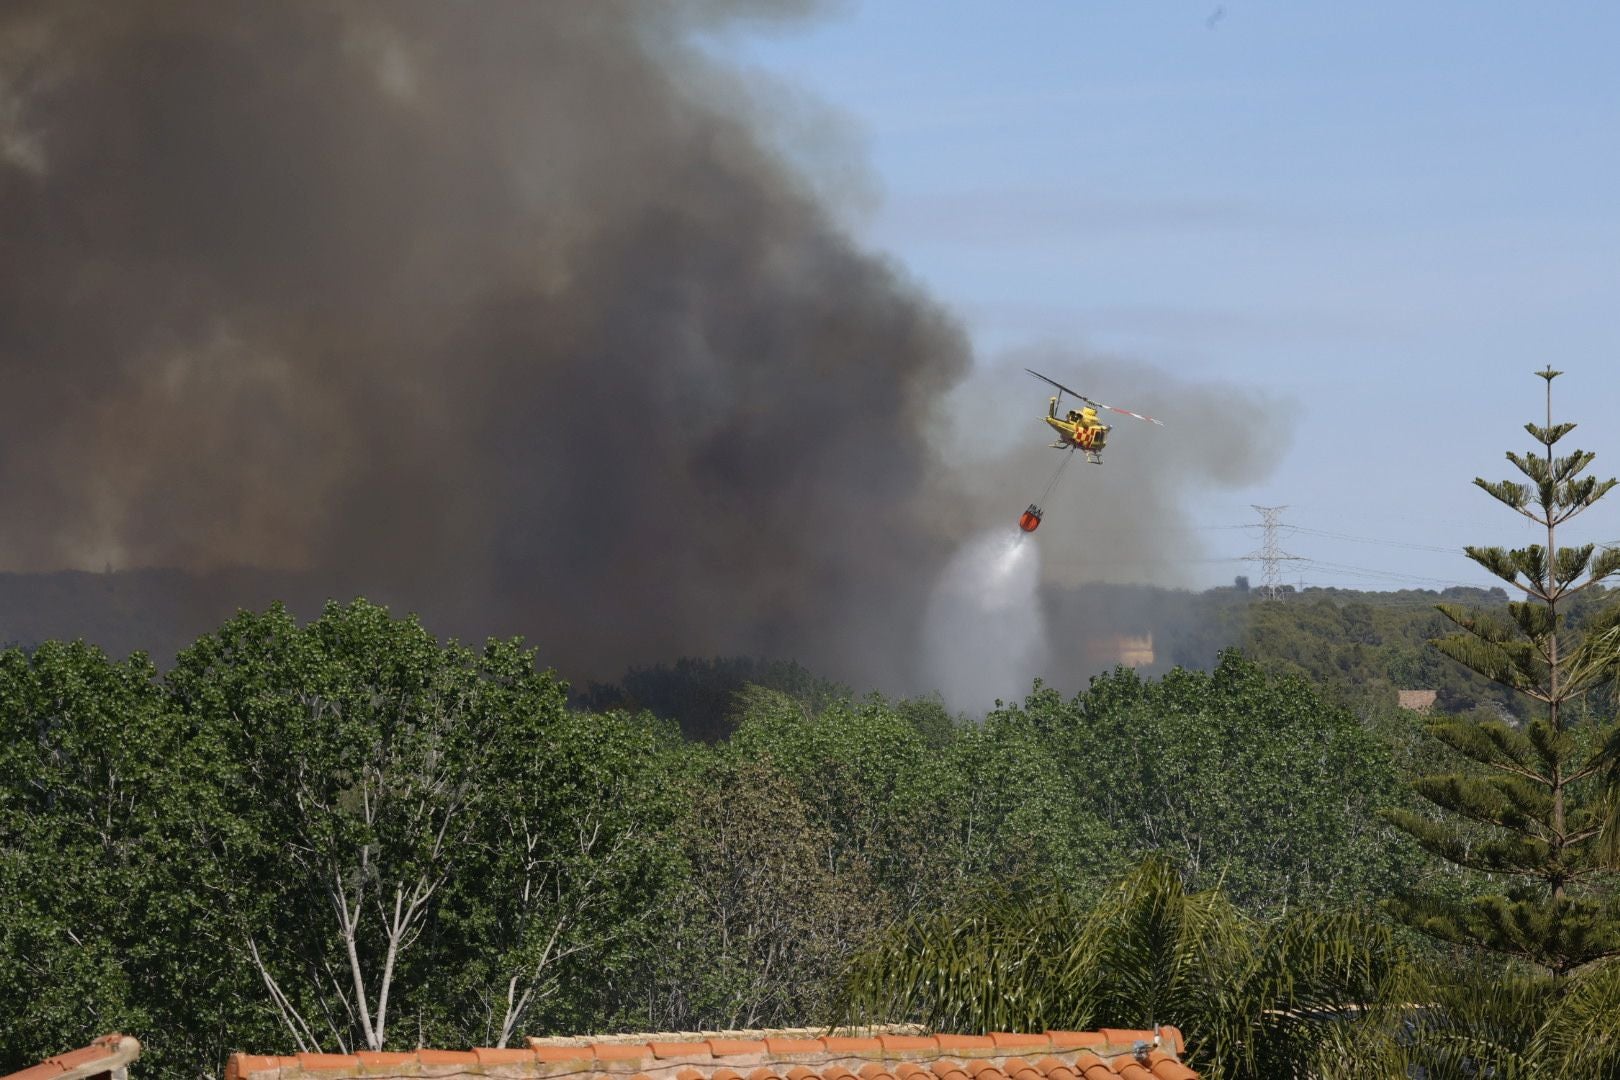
left=1081, top=632, right=1155, bottom=671
left=1117, top=633, right=1155, bottom=668
left=1398, top=689, right=1438, bottom=714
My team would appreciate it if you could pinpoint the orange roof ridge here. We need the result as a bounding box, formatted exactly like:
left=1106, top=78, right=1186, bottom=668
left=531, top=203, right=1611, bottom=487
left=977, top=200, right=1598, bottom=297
left=226, top=1029, right=1196, bottom=1080
left=1, top=1035, right=142, bottom=1080
left=530, top=1027, right=927, bottom=1047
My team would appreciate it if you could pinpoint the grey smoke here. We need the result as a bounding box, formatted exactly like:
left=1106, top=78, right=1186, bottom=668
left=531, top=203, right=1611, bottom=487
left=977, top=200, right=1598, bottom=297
left=0, top=2, right=1289, bottom=694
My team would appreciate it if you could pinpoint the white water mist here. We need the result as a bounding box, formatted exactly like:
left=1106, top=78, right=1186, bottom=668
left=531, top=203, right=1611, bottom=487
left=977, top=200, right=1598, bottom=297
left=919, top=527, right=1049, bottom=715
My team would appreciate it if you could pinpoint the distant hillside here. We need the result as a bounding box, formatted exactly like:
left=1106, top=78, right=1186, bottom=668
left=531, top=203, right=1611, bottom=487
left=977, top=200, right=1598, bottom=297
left=2, top=568, right=1593, bottom=723
left=1041, top=579, right=1542, bottom=718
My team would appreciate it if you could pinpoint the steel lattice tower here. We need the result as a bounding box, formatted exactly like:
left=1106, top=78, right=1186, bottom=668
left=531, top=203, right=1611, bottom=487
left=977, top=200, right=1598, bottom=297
left=1247, top=504, right=1301, bottom=600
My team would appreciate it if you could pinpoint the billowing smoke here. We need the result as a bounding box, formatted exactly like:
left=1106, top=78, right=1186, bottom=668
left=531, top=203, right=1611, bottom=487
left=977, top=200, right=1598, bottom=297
left=920, top=528, right=1048, bottom=714
left=0, top=2, right=1292, bottom=695
left=0, top=0, right=966, bottom=688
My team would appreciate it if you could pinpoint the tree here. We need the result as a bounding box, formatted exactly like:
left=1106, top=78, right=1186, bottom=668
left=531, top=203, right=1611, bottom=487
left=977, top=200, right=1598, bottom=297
left=725, top=688, right=943, bottom=913
left=1023, top=652, right=1413, bottom=914
left=434, top=701, right=685, bottom=1047
left=629, top=754, right=886, bottom=1031
left=1384, top=367, right=1620, bottom=974
left=0, top=642, right=168, bottom=1070
left=0, top=640, right=260, bottom=1078
left=168, top=600, right=682, bottom=1053
left=168, top=602, right=505, bottom=1053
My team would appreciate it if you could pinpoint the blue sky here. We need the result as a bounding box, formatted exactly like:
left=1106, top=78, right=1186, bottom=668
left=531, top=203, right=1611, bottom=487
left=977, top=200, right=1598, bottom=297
left=705, top=1, right=1620, bottom=591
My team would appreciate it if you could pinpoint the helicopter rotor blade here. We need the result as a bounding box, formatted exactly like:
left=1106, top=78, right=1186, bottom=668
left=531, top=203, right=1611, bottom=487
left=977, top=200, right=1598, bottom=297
left=1025, top=368, right=1164, bottom=426
left=1091, top=400, right=1165, bottom=427
left=1024, top=368, right=1084, bottom=401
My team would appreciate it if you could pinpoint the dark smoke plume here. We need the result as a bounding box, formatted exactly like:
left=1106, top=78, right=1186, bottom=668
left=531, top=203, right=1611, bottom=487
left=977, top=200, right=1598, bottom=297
left=0, top=2, right=1288, bottom=693
left=0, top=0, right=968, bottom=687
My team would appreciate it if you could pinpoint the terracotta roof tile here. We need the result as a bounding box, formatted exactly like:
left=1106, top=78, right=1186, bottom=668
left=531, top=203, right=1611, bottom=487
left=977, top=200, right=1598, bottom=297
left=1072, top=1053, right=1116, bottom=1080
left=821, top=1038, right=882, bottom=1055
left=878, top=1038, right=938, bottom=1055
left=651, top=1044, right=714, bottom=1061
left=42, top=1050, right=105, bottom=1074
left=295, top=1054, right=357, bottom=1072
left=766, top=1042, right=825, bottom=1057
left=708, top=1042, right=768, bottom=1058
left=1001, top=1056, right=1044, bottom=1080
left=415, top=1049, right=477, bottom=1066
left=932, top=1036, right=994, bottom=1055
left=475, top=1048, right=539, bottom=1066
left=1, top=1036, right=143, bottom=1080
left=230, top=1055, right=284, bottom=1080
left=222, top=1028, right=1196, bottom=1080
left=1108, top=1058, right=1152, bottom=1080
left=7, top=1067, right=66, bottom=1080
left=352, top=1052, right=415, bottom=1070
left=1148, top=1057, right=1196, bottom=1080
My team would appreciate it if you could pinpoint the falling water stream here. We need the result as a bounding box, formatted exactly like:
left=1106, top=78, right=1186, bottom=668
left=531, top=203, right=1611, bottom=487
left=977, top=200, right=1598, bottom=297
left=919, top=528, right=1050, bottom=715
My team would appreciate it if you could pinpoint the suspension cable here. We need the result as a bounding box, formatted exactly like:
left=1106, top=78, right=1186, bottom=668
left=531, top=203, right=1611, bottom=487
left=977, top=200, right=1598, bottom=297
left=1036, top=450, right=1074, bottom=505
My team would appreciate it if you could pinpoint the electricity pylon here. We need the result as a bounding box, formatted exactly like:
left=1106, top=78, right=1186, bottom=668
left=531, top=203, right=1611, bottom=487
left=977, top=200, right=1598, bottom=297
left=1246, top=504, right=1302, bottom=600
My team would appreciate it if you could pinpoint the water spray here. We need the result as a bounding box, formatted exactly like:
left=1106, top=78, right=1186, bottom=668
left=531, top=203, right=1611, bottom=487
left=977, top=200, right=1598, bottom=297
left=919, top=526, right=1050, bottom=715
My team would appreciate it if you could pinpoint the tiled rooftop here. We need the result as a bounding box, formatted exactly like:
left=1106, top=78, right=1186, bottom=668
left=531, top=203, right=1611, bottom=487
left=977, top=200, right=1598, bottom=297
left=226, top=1029, right=1195, bottom=1080
left=1, top=1035, right=142, bottom=1080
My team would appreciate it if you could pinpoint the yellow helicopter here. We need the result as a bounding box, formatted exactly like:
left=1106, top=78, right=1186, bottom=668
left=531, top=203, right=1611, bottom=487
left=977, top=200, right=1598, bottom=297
left=1026, top=368, right=1162, bottom=464
left=1017, top=369, right=1162, bottom=533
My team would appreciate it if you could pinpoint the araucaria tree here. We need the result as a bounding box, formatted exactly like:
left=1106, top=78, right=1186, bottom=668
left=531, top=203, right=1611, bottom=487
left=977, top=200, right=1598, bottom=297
left=1386, top=367, right=1620, bottom=974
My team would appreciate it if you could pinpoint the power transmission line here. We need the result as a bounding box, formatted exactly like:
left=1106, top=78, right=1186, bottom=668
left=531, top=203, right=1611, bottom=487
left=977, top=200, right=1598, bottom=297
left=1281, top=525, right=1458, bottom=554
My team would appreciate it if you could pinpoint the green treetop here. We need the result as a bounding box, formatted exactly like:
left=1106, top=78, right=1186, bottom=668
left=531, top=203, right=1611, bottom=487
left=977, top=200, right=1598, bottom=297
left=1385, top=367, right=1620, bottom=974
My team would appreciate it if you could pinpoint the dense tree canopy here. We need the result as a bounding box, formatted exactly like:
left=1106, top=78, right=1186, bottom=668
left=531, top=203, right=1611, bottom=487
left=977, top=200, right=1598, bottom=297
left=1015, top=651, right=1417, bottom=914
left=4, top=576, right=1617, bottom=1077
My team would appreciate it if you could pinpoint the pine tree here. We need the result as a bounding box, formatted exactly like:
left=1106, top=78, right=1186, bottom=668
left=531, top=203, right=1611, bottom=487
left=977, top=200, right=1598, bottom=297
left=1384, top=367, right=1620, bottom=975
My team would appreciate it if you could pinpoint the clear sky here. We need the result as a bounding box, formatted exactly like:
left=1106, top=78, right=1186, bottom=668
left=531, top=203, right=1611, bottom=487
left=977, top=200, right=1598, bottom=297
left=705, top=0, right=1620, bottom=592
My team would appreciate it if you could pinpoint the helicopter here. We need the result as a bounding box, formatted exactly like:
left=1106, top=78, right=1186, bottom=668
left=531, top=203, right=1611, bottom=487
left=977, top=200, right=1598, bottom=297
left=1025, top=368, right=1162, bottom=465
left=1018, top=368, right=1162, bottom=533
